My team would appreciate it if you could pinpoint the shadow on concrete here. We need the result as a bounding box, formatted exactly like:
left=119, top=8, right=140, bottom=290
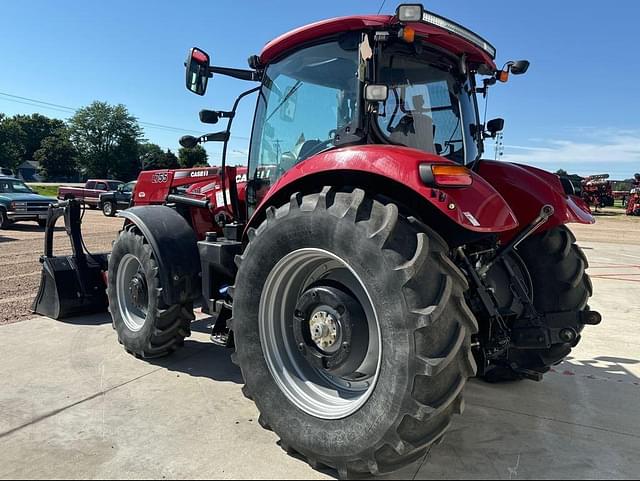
left=555, top=355, right=640, bottom=385
left=0, top=235, right=18, bottom=243
left=592, top=210, right=624, bottom=217
left=148, top=319, right=244, bottom=384
left=56, top=312, right=113, bottom=326
left=3, top=224, right=64, bottom=233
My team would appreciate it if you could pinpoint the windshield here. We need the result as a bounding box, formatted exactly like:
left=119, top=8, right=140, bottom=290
left=249, top=38, right=360, bottom=186
left=0, top=180, right=32, bottom=194
left=107, top=181, right=124, bottom=191
left=375, top=49, right=480, bottom=164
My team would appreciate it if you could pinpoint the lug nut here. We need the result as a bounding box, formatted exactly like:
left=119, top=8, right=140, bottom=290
left=560, top=329, right=577, bottom=343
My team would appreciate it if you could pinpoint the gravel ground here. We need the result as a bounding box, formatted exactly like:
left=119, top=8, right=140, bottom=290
left=0, top=206, right=638, bottom=325
left=0, top=210, right=122, bottom=325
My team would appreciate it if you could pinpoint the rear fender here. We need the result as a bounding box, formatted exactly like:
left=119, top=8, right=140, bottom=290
left=118, top=206, right=201, bottom=306
left=477, top=161, right=595, bottom=243
left=247, top=145, right=519, bottom=241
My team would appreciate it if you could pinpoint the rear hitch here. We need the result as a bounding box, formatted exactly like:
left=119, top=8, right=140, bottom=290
left=32, top=199, right=109, bottom=320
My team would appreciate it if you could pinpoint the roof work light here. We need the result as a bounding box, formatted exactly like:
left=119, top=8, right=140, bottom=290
left=396, top=4, right=497, bottom=59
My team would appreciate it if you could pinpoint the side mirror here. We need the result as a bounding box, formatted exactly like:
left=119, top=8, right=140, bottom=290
left=185, top=47, right=211, bottom=96
left=486, top=118, right=505, bottom=138
left=510, top=60, right=530, bottom=75
left=179, top=135, right=199, bottom=149
left=496, top=60, right=530, bottom=82
left=179, top=131, right=230, bottom=148
left=199, top=110, right=220, bottom=124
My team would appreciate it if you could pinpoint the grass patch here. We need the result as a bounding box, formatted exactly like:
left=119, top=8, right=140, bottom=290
left=28, top=185, right=59, bottom=198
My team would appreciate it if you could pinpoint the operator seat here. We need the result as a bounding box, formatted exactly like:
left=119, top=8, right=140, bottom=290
left=389, top=95, right=436, bottom=154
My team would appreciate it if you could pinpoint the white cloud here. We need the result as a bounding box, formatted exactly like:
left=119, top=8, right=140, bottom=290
left=501, top=130, right=640, bottom=165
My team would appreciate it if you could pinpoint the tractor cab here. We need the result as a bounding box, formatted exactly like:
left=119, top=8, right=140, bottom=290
left=182, top=4, right=529, bottom=217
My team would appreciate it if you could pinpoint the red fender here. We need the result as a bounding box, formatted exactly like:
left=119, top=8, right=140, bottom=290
left=477, top=161, right=595, bottom=243
left=249, top=145, right=519, bottom=234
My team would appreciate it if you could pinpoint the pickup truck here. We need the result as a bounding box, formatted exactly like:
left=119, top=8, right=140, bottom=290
left=99, top=181, right=136, bottom=216
left=58, top=179, right=123, bottom=208
left=0, top=177, right=56, bottom=229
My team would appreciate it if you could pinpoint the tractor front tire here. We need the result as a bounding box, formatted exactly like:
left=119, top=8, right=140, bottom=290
left=108, top=228, right=194, bottom=358
left=484, top=226, right=593, bottom=382
left=231, top=188, right=478, bottom=478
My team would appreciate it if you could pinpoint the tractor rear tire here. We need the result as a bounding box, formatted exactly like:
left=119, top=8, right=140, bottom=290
left=108, top=228, right=194, bottom=359
left=484, top=226, right=593, bottom=382
left=231, top=187, right=478, bottom=478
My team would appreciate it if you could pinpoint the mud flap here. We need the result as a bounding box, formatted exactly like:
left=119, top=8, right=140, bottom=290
left=32, top=199, right=109, bottom=320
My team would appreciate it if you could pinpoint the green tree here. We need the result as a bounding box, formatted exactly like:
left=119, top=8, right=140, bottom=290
left=178, top=145, right=208, bottom=168
left=0, top=113, right=26, bottom=170
left=34, top=128, right=78, bottom=180
left=141, top=144, right=180, bottom=170
left=163, top=149, right=180, bottom=170
left=556, top=169, right=568, bottom=177
left=11, top=114, right=65, bottom=164
left=69, top=101, right=143, bottom=179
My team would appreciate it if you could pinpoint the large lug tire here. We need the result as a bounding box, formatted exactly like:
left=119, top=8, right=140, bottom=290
left=108, top=228, right=194, bottom=358
left=231, top=188, right=478, bottom=477
left=485, top=226, right=593, bottom=382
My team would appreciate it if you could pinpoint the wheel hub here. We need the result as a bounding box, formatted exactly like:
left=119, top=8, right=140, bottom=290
left=309, top=311, right=338, bottom=351
left=293, top=284, right=369, bottom=377
left=129, top=273, right=148, bottom=310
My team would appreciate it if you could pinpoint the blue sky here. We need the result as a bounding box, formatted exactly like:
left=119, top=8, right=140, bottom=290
left=1, top=1, right=639, bottom=179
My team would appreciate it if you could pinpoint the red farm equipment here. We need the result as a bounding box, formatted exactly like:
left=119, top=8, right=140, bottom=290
left=626, top=174, right=640, bottom=216
left=34, top=4, right=601, bottom=477
left=581, top=174, right=615, bottom=210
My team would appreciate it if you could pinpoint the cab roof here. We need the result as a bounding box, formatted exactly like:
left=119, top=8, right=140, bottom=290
left=259, top=14, right=497, bottom=70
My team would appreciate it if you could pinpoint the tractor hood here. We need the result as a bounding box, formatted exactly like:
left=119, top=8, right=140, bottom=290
left=0, top=192, right=55, bottom=203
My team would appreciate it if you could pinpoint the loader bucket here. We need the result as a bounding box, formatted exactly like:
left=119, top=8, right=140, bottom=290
left=32, top=200, right=109, bottom=320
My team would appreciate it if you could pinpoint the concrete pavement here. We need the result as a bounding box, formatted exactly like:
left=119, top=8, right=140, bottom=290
left=0, top=240, right=638, bottom=479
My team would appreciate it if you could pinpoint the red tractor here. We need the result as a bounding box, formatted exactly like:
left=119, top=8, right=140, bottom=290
left=581, top=174, right=615, bottom=210
left=626, top=173, right=640, bottom=216
left=34, top=4, right=601, bottom=477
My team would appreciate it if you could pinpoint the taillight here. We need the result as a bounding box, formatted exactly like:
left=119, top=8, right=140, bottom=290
left=419, top=163, right=473, bottom=187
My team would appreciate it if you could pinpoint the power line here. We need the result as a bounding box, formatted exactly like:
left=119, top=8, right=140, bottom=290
left=0, top=91, right=207, bottom=135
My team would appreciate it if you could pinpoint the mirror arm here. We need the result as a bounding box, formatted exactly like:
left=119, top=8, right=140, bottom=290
left=218, top=85, right=262, bottom=222
left=209, top=66, right=261, bottom=82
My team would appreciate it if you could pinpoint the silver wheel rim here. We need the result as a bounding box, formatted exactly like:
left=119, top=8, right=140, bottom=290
left=259, top=248, right=382, bottom=420
left=104, top=203, right=113, bottom=216
left=116, top=254, right=148, bottom=332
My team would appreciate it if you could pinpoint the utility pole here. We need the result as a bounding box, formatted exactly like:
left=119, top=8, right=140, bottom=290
left=494, top=132, right=504, bottom=161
